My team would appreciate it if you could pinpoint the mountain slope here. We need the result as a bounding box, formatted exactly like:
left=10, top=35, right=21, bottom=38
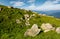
left=0, top=5, right=60, bottom=39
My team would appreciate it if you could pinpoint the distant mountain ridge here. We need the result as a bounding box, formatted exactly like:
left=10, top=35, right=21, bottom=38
left=33, top=10, right=60, bottom=18
left=50, top=12, right=60, bottom=18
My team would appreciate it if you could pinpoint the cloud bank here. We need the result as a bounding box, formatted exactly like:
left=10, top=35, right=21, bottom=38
left=10, top=1, right=25, bottom=7
left=10, top=0, right=60, bottom=11
left=25, top=0, right=60, bottom=11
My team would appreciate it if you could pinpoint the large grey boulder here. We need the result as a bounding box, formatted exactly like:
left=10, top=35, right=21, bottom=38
left=41, top=23, right=55, bottom=32
left=56, top=27, right=60, bottom=34
left=24, top=24, right=41, bottom=37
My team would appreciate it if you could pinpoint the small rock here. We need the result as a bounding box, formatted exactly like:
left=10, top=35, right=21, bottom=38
left=30, top=14, right=36, bottom=18
left=25, top=22, right=30, bottom=26
left=24, top=14, right=29, bottom=20
left=42, top=14, right=46, bottom=16
left=33, top=14, right=35, bottom=16
left=27, top=18, right=30, bottom=21
left=16, top=19, right=21, bottom=24
left=7, top=6, right=11, bottom=8
left=31, top=14, right=36, bottom=17
left=24, top=24, right=41, bottom=37
left=44, top=30, right=50, bottom=32
left=56, top=27, right=60, bottom=34
left=25, top=20, right=30, bottom=26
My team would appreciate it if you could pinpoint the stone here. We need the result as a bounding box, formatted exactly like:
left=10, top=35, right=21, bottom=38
left=7, top=6, right=13, bottom=8
left=16, top=19, right=21, bottom=24
left=42, top=14, right=46, bottom=16
left=51, top=27, right=55, bottom=30
left=27, top=18, right=30, bottom=21
left=7, top=6, right=11, bottom=8
left=44, top=30, right=50, bottom=32
left=56, top=27, right=60, bottom=34
left=31, top=14, right=36, bottom=17
left=30, top=14, right=36, bottom=18
left=24, top=24, right=41, bottom=37
left=31, top=24, right=38, bottom=30
left=24, top=14, right=29, bottom=20
left=25, top=20, right=30, bottom=26
left=41, top=23, right=54, bottom=32
left=25, top=22, right=30, bottom=26
left=24, top=14, right=30, bottom=26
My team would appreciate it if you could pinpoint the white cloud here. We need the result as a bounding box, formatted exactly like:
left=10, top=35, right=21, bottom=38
left=56, top=0, right=60, bottom=1
left=28, top=0, right=35, bottom=3
left=24, top=4, right=36, bottom=10
left=52, top=0, right=60, bottom=3
left=36, top=4, right=60, bottom=11
left=10, top=1, right=25, bottom=7
left=36, top=1, right=60, bottom=11
left=24, top=0, right=60, bottom=11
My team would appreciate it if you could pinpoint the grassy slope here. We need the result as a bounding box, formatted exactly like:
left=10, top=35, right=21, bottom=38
left=0, top=5, right=60, bottom=39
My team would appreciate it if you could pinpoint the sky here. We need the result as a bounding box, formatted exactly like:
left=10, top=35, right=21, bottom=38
left=0, top=0, right=60, bottom=11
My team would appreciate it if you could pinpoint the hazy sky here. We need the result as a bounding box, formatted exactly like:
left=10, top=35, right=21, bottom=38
left=0, top=0, right=60, bottom=11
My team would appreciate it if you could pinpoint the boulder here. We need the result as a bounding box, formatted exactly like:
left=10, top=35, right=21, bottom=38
left=56, top=27, right=60, bottom=34
left=41, top=23, right=54, bottom=32
left=24, top=24, right=41, bottom=37
left=31, top=24, right=38, bottom=30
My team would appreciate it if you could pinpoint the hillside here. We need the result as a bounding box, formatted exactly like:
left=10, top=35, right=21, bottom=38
left=0, top=5, right=60, bottom=39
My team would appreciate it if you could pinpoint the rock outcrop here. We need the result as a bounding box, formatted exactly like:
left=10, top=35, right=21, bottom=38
left=24, top=24, right=41, bottom=37
left=56, top=27, right=60, bottom=34
left=24, top=14, right=30, bottom=26
left=24, top=14, right=30, bottom=20
left=41, top=23, right=55, bottom=32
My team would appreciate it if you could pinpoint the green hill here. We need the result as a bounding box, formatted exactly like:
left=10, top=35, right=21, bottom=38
left=0, top=5, right=60, bottom=39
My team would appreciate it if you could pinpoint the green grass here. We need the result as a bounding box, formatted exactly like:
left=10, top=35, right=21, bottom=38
left=0, top=5, right=60, bottom=39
